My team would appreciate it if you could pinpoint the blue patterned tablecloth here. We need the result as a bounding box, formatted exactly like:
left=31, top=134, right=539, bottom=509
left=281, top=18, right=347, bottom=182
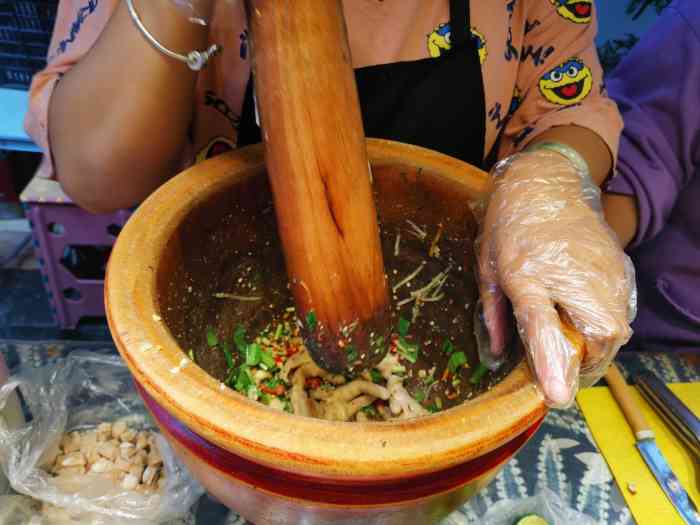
left=1, top=340, right=698, bottom=524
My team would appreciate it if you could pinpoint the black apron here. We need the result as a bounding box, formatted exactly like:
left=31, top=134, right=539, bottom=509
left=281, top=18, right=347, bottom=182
left=237, top=0, right=485, bottom=169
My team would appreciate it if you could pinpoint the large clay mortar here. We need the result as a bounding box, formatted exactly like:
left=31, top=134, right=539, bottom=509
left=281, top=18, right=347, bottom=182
left=106, top=140, right=546, bottom=525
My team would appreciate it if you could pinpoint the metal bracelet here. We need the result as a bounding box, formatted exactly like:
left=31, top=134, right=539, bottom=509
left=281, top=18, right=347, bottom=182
left=125, top=0, right=221, bottom=71
left=526, top=141, right=591, bottom=178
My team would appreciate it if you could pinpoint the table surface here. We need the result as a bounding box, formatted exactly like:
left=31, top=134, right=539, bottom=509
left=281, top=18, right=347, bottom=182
left=1, top=341, right=698, bottom=525
left=0, top=88, right=39, bottom=152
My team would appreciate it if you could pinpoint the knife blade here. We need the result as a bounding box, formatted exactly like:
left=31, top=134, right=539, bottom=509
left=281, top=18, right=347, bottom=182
left=637, top=373, right=700, bottom=461
left=605, top=364, right=700, bottom=525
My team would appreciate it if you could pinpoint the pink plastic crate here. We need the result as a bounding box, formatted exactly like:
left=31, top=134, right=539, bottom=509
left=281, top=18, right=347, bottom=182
left=21, top=177, right=132, bottom=329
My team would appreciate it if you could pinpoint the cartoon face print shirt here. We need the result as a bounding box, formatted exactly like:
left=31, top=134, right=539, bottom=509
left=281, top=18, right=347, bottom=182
left=26, top=0, right=621, bottom=179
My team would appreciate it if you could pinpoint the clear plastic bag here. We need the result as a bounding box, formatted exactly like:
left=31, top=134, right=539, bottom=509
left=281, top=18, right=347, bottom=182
left=0, top=494, right=197, bottom=525
left=0, top=353, right=203, bottom=524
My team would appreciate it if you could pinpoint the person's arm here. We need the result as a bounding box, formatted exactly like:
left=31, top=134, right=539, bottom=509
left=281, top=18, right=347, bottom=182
left=603, top=194, right=637, bottom=248
left=499, top=2, right=622, bottom=187
left=603, top=2, right=700, bottom=250
left=48, top=0, right=212, bottom=213
left=479, top=1, right=634, bottom=408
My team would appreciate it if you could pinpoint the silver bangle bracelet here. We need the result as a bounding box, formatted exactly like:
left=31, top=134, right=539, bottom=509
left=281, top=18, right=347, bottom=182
left=125, top=0, right=221, bottom=71
left=526, top=141, right=591, bottom=178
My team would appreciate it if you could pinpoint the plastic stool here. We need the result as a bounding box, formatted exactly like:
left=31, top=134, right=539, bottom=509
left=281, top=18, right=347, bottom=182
left=20, top=176, right=132, bottom=329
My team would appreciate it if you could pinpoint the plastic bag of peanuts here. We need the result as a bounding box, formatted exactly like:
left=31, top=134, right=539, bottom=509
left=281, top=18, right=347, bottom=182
left=0, top=352, right=203, bottom=524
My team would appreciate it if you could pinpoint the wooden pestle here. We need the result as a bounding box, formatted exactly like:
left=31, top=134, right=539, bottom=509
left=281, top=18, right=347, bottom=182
left=243, top=0, right=391, bottom=374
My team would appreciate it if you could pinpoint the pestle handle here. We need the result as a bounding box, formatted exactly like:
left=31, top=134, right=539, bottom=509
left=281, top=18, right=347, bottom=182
left=244, top=0, right=391, bottom=373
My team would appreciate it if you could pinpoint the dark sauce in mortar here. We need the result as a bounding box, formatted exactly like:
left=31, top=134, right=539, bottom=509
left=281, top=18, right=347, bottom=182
left=184, top=212, right=519, bottom=416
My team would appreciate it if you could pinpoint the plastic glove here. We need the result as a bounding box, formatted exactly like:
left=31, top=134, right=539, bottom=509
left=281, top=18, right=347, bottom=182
left=476, top=149, right=636, bottom=408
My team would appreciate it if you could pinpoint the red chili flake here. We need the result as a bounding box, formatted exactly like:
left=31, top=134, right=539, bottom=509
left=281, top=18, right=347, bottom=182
left=285, top=346, right=299, bottom=357
left=274, top=356, right=284, bottom=365
left=441, top=368, right=451, bottom=382
left=305, top=377, right=322, bottom=390
left=260, top=384, right=286, bottom=396
left=446, top=390, right=459, bottom=400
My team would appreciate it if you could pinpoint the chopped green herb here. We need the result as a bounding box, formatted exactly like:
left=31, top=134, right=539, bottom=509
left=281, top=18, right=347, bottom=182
left=361, top=405, right=379, bottom=418
left=441, top=339, right=455, bottom=355
left=247, top=384, right=259, bottom=401
left=274, top=323, right=283, bottom=340
left=447, top=351, right=468, bottom=374
left=188, top=349, right=196, bottom=362
left=422, top=373, right=436, bottom=387
left=370, top=335, right=386, bottom=354
left=370, top=369, right=384, bottom=384
left=346, top=345, right=358, bottom=362
left=221, top=341, right=234, bottom=369
left=224, top=367, right=237, bottom=387
left=470, top=362, right=489, bottom=385
left=206, top=328, right=218, bottom=347
left=427, top=404, right=440, bottom=413
left=392, top=364, right=407, bottom=375
left=306, top=310, right=317, bottom=332
left=435, top=396, right=443, bottom=409
left=261, top=349, right=276, bottom=369
left=398, top=317, right=410, bottom=336
left=396, top=337, right=419, bottom=364
left=233, top=325, right=247, bottom=353
left=259, top=392, right=271, bottom=404
left=414, top=390, right=426, bottom=403
left=234, top=366, right=253, bottom=393
left=246, top=343, right=262, bottom=367
left=264, top=378, right=282, bottom=389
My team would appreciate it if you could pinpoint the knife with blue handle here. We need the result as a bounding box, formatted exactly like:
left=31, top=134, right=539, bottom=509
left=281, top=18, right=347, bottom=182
left=605, top=364, right=700, bottom=525
left=637, top=372, right=700, bottom=461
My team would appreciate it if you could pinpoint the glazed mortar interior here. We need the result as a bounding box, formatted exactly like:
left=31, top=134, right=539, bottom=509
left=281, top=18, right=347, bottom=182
left=158, top=158, right=485, bottom=371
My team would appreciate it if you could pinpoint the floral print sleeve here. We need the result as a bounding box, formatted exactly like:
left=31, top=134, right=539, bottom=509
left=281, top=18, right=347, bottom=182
left=499, top=0, right=622, bottom=161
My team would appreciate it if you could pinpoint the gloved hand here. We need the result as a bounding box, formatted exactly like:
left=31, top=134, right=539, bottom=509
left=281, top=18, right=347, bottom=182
left=476, top=148, right=636, bottom=408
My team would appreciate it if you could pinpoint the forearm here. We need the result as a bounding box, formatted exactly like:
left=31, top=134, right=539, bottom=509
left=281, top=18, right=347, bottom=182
left=49, top=0, right=211, bottom=213
left=529, top=125, right=612, bottom=187
left=603, top=193, right=638, bottom=248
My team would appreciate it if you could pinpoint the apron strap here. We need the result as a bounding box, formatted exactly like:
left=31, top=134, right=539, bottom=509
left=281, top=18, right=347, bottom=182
left=449, top=0, right=470, bottom=49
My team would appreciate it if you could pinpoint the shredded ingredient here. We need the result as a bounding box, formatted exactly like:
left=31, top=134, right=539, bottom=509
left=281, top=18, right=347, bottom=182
left=428, top=224, right=443, bottom=258
left=205, top=308, right=460, bottom=422
left=392, top=262, right=426, bottom=293
left=406, top=219, right=427, bottom=240
left=214, top=293, right=263, bottom=301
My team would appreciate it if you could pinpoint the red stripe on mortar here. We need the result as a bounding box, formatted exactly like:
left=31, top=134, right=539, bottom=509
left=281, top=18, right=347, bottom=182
left=138, top=383, right=542, bottom=505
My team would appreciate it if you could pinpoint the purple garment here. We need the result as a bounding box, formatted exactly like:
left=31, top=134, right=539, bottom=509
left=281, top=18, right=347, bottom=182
left=606, top=0, right=700, bottom=352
